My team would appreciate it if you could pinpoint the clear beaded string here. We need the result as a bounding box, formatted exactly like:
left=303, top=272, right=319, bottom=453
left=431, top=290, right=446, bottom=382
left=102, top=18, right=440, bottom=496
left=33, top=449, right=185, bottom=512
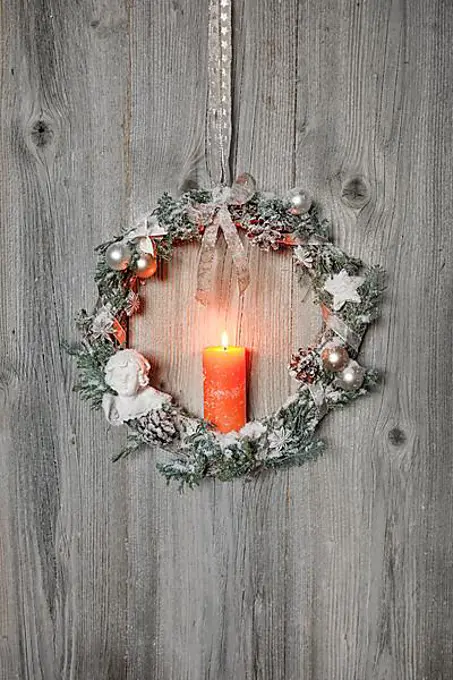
left=206, top=0, right=232, bottom=186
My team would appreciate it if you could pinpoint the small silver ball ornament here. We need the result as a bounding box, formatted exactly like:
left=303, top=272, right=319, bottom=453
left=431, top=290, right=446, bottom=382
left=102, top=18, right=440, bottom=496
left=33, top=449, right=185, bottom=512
left=335, top=360, right=365, bottom=391
left=287, top=188, right=312, bottom=215
left=105, top=242, right=131, bottom=271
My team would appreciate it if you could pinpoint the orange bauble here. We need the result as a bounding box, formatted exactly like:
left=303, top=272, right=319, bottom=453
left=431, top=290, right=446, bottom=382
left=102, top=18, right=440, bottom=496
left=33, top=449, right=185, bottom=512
left=135, top=253, right=157, bottom=279
left=321, top=345, right=349, bottom=373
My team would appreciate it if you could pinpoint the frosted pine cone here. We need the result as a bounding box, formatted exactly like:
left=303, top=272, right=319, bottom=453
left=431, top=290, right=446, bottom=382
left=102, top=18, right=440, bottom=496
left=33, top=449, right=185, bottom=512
left=127, top=406, right=179, bottom=446
left=246, top=222, right=283, bottom=250
left=289, top=347, right=321, bottom=384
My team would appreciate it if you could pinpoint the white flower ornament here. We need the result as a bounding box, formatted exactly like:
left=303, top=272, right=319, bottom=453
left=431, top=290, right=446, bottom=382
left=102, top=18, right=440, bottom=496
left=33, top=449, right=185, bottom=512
left=91, top=304, right=115, bottom=340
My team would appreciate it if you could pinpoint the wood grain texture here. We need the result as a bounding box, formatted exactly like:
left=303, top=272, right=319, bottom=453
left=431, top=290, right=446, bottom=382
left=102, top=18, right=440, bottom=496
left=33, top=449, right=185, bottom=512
left=0, top=0, right=452, bottom=678
left=0, top=1, right=130, bottom=677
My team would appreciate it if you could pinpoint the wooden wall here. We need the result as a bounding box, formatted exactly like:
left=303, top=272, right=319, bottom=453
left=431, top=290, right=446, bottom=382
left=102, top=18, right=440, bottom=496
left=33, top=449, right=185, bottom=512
left=1, top=0, right=452, bottom=678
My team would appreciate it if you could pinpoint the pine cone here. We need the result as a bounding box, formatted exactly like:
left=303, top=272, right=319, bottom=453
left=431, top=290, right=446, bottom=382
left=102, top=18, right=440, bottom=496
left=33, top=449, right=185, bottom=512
left=298, top=213, right=312, bottom=232
left=289, top=347, right=320, bottom=384
left=128, top=407, right=179, bottom=446
left=246, top=222, right=282, bottom=250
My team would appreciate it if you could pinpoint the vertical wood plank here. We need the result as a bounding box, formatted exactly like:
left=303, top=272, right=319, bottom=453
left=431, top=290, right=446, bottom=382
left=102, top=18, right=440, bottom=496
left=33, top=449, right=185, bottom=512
left=287, top=0, right=453, bottom=678
left=126, top=3, right=217, bottom=679
left=209, top=2, right=314, bottom=679
left=0, top=1, right=130, bottom=677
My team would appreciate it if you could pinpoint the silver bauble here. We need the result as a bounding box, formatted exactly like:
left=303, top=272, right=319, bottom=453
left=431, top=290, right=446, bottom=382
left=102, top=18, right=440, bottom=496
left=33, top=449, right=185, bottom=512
left=229, top=172, right=257, bottom=205
left=287, top=188, right=312, bottom=215
left=105, top=242, right=131, bottom=271
left=335, top=360, right=365, bottom=391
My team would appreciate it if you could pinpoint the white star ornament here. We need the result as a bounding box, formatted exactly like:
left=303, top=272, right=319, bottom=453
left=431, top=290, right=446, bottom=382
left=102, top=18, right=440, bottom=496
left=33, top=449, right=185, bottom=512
left=323, top=269, right=365, bottom=311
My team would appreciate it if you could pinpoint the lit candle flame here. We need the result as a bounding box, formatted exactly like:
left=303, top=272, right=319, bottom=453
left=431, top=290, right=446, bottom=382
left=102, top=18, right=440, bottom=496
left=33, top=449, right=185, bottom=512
left=221, top=331, right=229, bottom=350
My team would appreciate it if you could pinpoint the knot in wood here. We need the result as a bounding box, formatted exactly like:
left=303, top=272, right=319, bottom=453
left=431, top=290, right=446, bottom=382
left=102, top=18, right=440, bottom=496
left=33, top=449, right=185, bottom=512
left=388, top=427, right=407, bottom=447
left=0, top=358, right=19, bottom=398
left=341, top=175, right=370, bottom=209
left=30, top=119, right=54, bottom=149
left=171, top=0, right=183, bottom=13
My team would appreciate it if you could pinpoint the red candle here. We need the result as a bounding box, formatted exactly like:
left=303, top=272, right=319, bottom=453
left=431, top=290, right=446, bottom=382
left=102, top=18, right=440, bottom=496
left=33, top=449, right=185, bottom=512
left=203, top=332, right=247, bottom=433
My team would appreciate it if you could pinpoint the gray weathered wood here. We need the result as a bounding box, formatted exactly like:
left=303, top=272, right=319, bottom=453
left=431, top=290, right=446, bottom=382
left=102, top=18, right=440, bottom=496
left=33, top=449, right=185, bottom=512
left=1, top=0, right=452, bottom=678
left=0, top=1, right=130, bottom=677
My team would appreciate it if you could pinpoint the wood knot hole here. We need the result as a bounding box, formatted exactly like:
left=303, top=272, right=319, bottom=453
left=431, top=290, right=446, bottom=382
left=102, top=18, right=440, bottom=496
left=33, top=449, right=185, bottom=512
left=171, top=0, right=183, bottom=13
left=341, top=176, right=370, bottom=209
left=0, top=358, right=19, bottom=392
left=388, top=427, right=406, bottom=447
left=31, top=119, right=54, bottom=149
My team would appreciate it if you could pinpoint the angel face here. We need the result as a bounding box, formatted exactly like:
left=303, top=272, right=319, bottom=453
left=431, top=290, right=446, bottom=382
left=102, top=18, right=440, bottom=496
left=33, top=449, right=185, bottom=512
left=109, top=362, right=140, bottom=396
left=104, top=349, right=150, bottom=397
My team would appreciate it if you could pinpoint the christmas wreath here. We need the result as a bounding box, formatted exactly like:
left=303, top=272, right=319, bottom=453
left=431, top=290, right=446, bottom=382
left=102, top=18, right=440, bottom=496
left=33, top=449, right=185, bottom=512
left=69, top=174, right=384, bottom=488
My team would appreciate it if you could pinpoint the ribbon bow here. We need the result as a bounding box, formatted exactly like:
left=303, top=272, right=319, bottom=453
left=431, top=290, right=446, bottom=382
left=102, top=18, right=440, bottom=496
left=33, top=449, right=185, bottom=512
left=190, top=173, right=256, bottom=305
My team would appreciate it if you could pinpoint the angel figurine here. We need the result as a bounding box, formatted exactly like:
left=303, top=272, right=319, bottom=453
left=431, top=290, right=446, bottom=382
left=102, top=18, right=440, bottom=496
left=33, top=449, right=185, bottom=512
left=102, top=349, right=171, bottom=426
